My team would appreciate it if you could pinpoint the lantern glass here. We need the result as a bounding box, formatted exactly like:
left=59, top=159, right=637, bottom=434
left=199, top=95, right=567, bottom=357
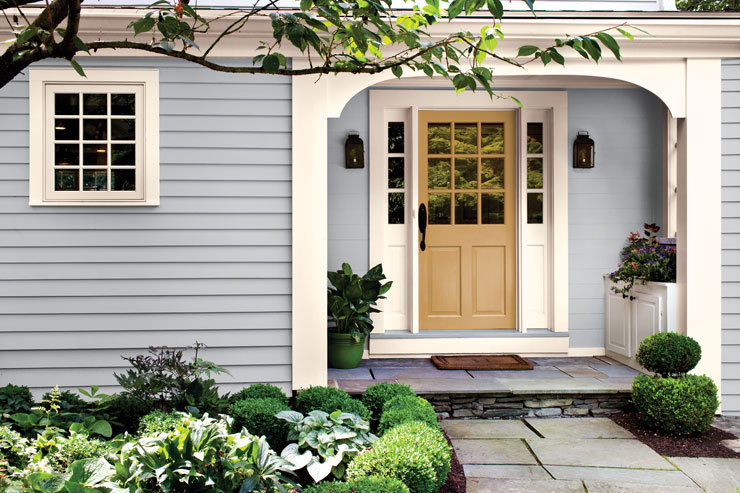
left=573, top=131, right=595, bottom=169
left=345, top=132, right=364, bottom=169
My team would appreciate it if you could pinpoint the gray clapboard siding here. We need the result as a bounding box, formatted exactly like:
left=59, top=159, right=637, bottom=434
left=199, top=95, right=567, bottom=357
left=722, top=59, right=740, bottom=415
left=0, top=58, right=293, bottom=395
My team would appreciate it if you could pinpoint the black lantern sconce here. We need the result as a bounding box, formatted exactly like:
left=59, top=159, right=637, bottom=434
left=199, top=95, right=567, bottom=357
left=345, top=131, right=365, bottom=169
left=573, top=131, right=595, bottom=169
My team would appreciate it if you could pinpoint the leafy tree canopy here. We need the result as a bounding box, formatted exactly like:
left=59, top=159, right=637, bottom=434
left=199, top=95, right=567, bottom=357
left=677, top=0, right=740, bottom=10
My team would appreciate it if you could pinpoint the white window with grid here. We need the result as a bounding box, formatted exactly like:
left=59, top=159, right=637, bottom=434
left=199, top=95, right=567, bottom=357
left=29, top=69, right=159, bottom=205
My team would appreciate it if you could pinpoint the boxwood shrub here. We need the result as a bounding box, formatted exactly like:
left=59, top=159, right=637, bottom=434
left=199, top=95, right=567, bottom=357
left=378, top=395, right=438, bottom=435
left=231, top=383, right=289, bottom=405
left=347, top=421, right=451, bottom=493
left=362, top=382, right=416, bottom=427
left=636, top=333, right=701, bottom=377
left=228, top=397, right=291, bottom=451
left=632, top=374, right=719, bottom=435
left=302, top=476, right=410, bottom=493
left=295, top=386, right=370, bottom=419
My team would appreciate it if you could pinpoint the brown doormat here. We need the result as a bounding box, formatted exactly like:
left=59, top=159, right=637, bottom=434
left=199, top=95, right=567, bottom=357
left=431, top=354, right=533, bottom=371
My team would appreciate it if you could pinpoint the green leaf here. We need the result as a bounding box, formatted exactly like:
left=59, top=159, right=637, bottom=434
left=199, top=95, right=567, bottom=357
left=581, top=36, right=602, bottom=62
left=517, top=45, right=539, bottom=57
left=510, top=96, right=523, bottom=107
left=539, top=51, right=551, bottom=65
left=549, top=48, right=565, bottom=65
left=300, top=0, right=313, bottom=10
left=486, top=0, right=504, bottom=18
left=178, top=35, right=200, bottom=50
left=448, top=0, right=465, bottom=19
left=391, top=65, right=403, bottom=78
left=594, top=32, right=621, bottom=61
left=130, top=17, right=156, bottom=36
left=617, top=27, right=634, bottom=40
left=262, top=53, right=281, bottom=73
left=68, top=59, right=86, bottom=78
left=89, top=419, right=112, bottom=438
left=521, top=0, right=536, bottom=12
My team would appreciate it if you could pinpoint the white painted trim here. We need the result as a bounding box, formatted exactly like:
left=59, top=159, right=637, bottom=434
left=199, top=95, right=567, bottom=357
left=28, top=69, right=159, bottom=206
left=663, top=107, right=678, bottom=237
left=568, top=347, right=607, bottom=357
left=370, top=334, right=570, bottom=355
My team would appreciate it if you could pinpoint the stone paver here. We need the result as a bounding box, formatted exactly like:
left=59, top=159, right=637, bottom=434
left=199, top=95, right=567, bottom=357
left=529, top=357, right=604, bottom=367
left=669, top=457, right=740, bottom=493
left=326, top=368, right=372, bottom=380
left=722, top=438, right=740, bottom=453
left=595, top=378, right=635, bottom=391
left=372, top=367, right=471, bottom=380
left=526, top=438, right=675, bottom=470
left=583, top=481, right=702, bottom=493
left=589, top=363, right=641, bottom=378
left=469, top=367, right=569, bottom=379
left=524, top=418, right=634, bottom=439
left=498, top=377, right=621, bottom=394
left=714, top=415, right=740, bottom=438
left=467, top=478, right=585, bottom=492
left=442, top=420, right=538, bottom=439
left=556, top=365, right=609, bottom=378
left=356, top=357, right=435, bottom=368
left=398, top=377, right=509, bottom=393
left=327, top=379, right=395, bottom=392
left=545, top=465, right=696, bottom=488
left=463, top=464, right=550, bottom=480
left=452, top=438, right=537, bottom=465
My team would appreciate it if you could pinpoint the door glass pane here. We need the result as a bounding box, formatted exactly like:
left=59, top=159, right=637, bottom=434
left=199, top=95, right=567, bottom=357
left=455, top=193, right=478, bottom=224
left=527, top=158, right=543, bottom=189
left=481, top=158, right=504, bottom=190
left=455, top=158, right=477, bottom=189
left=428, top=193, right=451, bottom=224
left=111, top=94, right=135, bottom=115
left=388, top=192, right=404, bottom=224
left=55, top=94, right=79, bottom=115
left=83, top=170, right=108, bottom=191
left=112, top=119, right=135, bottom=140
left=112, top=144, right=135, bottom=166
left=527, top=122, right=543, bottom=154
left=112, top=169, right=136, bottom=191
left=388, top=157, right=404, bottom=189
left=388, top=122, right=404, bottom=153
left=527, top=192, right=543, bottom=224
left=55, top=144, right=78, bottom=166
left=428, top=124, right=451, bottom=154
left=83, top=94, right=107, bottom=115
left=83, top=144, right=107, bottom=166
left=454, top=123, right=477, bottom=154
left=481, top=124, right=504, bottom=154
left=83, top=119, right=107, bottom=140
left=428, top=158, right=451, bottom=189
left=55, top=119, right=79, bottom=140
left=55, top=169, right=79, bottom=191
left=482, top=193, right=505, bottom=224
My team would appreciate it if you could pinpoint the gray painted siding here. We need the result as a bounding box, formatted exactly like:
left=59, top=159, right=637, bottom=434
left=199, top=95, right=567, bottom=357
left=0, top=58, right=292, bottom=396
left=327, top=88, right=664, bottom=348
left=722, top=59, right=740, bottom=415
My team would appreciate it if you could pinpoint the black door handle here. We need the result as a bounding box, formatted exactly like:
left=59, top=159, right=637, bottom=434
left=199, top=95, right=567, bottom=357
left=419, top=203, right=427, bottom=252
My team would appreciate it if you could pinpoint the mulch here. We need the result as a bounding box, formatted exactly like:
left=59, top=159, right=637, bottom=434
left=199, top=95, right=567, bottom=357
left=611, top=412, right=740, bottom=459
left=440, top=430, right=466, bottom=493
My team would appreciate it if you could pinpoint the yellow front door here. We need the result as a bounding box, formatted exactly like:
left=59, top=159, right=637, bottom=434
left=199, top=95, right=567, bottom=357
left=418, top=111, right=516, bottom=330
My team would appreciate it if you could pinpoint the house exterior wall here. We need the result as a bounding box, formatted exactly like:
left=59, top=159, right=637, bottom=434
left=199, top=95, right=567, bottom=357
left=327, top=87, right=663, bottom=348
left=721, top=58, right=740, bottom=415
left=0, top=58, right=293, bottom=396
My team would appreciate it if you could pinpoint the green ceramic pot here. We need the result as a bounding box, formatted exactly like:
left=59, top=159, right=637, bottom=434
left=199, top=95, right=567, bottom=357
left=328, top=332, right=366, bottom=369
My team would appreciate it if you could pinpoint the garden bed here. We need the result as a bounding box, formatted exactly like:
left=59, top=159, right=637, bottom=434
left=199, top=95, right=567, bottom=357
left=440, top=431, right=465, bottom=493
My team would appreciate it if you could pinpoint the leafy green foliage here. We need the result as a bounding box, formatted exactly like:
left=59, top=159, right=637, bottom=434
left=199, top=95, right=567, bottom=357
left=636, top=333, right=702, bottom=377
left=0, top=384, right=34, bottom=417
left=378, top=396, right=439, bottom=435
left=328, top=263, right=392, bottom=342
left=24, top=457, right=121, bottom=493
left=303, top=476, right=411, bottom=493
left=0, top=425, right=35, bottom=471
left=137, top=410, right=180, bottom=436
left=40, top=390, right=86, bottom=415
left=632, top=374, right=719, bottom=436
left=347, top=421, right=451, bottom=493
left=362, top=382, right=416, bottom=428
left=41, top=432, right=111, bottom=473
left=295, top=386, right=369, bottom=419
left=231, top=383, right=289, bottom=405
left=277, top=409, right=376, bottom=483
left=229, top=397, right=291, bottom=452
left=677, top=0, right=740, bottom=10
left=609, top=223, right=676, bottom=295
left=105, top=392, right=154, bottom=435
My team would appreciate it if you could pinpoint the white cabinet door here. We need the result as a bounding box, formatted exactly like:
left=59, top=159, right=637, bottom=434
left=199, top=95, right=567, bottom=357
left=605, top=290, right=631, bottom=357
left=633, top=292, right=662, bottom=352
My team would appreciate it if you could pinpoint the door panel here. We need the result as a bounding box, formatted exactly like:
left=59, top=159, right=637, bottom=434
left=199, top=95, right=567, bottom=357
left=605, top=290, right=630, bottom=357
left=419, top=111, right=516, bottom=330
left=633, top=292, right=661, bottom=349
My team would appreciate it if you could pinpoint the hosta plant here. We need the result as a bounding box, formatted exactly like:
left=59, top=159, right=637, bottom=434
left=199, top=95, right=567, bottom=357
left=276, top=409, right=376, bottom=483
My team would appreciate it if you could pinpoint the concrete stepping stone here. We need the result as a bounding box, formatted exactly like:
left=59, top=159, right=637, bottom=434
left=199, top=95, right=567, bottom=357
left=556, top=365, right=609, bottom=378
left=526, top=438, right=675, bottom=470
left=721, top=438, right=740, bottom=453
left=327, top=368, right=373, bottom=380
left=470, top=368, right=569, bottom=380
left=467, top=478, right=585, bottom=492
left=464, top=464, right=550, bottom=480
left=442, top=420, right=538, bottom=439
left=397, top=377, right=509, bottom=393
left=594, top=378, right=635, bottom=391
left=584, top=481, right=702, bottom=492
left=452, top=438, right=537, bottom=465
left=669, top=457, right=740, bottom=493
left=373, top=367, right=471, bottom=380
left=588, top=363, right=641, bottom=378
left=498, top=378, right=621, bottom=394
left=524, top=418, right=634, bottom=439
left=546, top=465, right=696, bottom=488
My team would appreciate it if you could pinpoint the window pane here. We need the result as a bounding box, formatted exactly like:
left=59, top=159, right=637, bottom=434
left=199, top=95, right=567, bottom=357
left=55, top=119, right=79, bottom=140
left=112, top=119, right=135, bottom=140
left=455, top=193, right=478, bottom=224
left=454, top=123, right=477, bottom=154
left=83, top=119, right=107, bottom=140
left=527, top=192, right=543, bottom=224
left=482, top=193, right=505, bottom=224
left=388, top=157, right=404, bottom=189
left=55, top=94, right=79, bottom=115
left=388, top=192, right=404, bottom=224
left=481, top=124, right=504, bottom=154
left=428, top=158, right=451, bottom=190
left=112, top=169, right=136, bottom=191
left=481, top=158, right=504, bottom=190
left=83, top=144, right=107, bottom=166
left=112, top=144, right=135, bottom=167
left=55, top=169, right=79, bottom=191
left=428, top=193, right=451, bottom=224
left=388, top=122, right=404, bottom=153
left=428, top=123, right=451, bottom=154
left=527, top=122, right=543, bottom=154
left=83, top=170, right=108, bottom=191
left=527, top=158, right=543, bottom=189
left=55, top=144, right=79, bottom=166
left=83, top=93, right=107, bottom=115
left=455, top=158, right=477, bottom=190
left=111, top=94, right=135, bottom=115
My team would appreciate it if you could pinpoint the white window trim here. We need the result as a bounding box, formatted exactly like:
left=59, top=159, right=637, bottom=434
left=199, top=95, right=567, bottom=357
left=29, top=68, right=159, bottom=206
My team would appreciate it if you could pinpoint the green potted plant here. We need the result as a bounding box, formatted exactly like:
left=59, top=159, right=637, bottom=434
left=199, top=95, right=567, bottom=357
left=327, top=263, right=392, bottom=369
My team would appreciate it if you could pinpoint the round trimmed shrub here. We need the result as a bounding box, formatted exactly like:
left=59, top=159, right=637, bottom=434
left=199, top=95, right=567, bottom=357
left=632, top=374, right=719, bottom=436
left=302, top=477, right=410, bottom=493
left=230, top=383, right=289, bottom=405
left=295, top=386, right=370, bottom=419
left=378, top=395, right=438, bottom=435
left=362, top=382, right=416, bottom=426
left=228, top=397, right=291, bottom=451
left=636, top=333, right=701, bottom=377
left=138, top=410, right=181, bottom=436
left=347, top=421, right=451, bottom=493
